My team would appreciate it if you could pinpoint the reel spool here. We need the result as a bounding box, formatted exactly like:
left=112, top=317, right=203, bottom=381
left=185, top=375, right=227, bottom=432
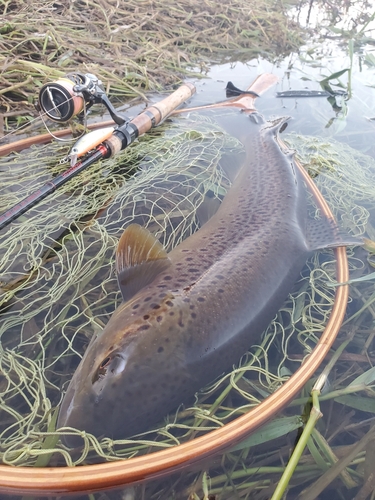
left=36, top=73, right=126, bottom=125
left=37, top=73, right=96, bottom=122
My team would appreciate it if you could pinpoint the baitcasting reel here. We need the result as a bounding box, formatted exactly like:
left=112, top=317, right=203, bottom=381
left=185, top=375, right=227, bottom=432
left=36, top=72, right=126, bottom=125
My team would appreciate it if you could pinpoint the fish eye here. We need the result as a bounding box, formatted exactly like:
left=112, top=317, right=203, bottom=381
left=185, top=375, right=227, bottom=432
left=92, top=356, right=111, bottom=383
left=92, top=353, right=127, bottom=384
left=100, top=356, right=111, bottom=369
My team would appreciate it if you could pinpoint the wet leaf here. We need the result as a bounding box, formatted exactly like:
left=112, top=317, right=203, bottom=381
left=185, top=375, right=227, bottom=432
left=230, top=416, right=303, bottom=451
left=326, top=271, right=375, bottom=287
left=365, top=53, right=375, bottom=67
left=348, top=366, right=375, bottom=387
left=328, top=26, right=344, bottom=35
left=33, top=407, right=60, bottom=468
left=335, top=395, right=375, bottom=413
left=320, top=69, right=349, bottom=83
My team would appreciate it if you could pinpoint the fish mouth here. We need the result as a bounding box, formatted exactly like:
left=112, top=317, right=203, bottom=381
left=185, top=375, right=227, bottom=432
left=57, top=398, right=105, bottom=448
left=57, top=379, right=91, bottom=446
left=60, top=427, right=86, bottom=448
left=57, top=393, right=81, bottom=447
left=56, top=351, right=134, bottom=446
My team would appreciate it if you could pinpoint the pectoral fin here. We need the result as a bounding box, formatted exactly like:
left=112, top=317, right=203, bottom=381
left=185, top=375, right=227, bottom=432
left=116, top=224, right=171, bottom=302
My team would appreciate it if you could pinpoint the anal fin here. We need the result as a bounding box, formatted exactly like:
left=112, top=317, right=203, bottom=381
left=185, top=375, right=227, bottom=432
left=306, top=216, right=363, bottom=251
left=116, top=224, right=171, bottom=303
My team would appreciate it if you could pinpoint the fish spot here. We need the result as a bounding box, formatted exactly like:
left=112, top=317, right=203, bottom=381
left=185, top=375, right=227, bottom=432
left=166, top=300, right=173, bottom=307
left=189, top=304, right=195, bottom=309
left=169, top=311, right=175, bottom=316
left=144, top=296, right=152, bottom=302
left=181, top=249, right=190, bottom=253
left=183, top=297, right=190, bottom=302
left=143, top=314, right=150, bottom=320
left=132, top=304, right=140, bottom=310
left=216, top=274, right=224, bottom=279
left=163, top=276, right=172, bottom=280
left=139, top=324, right=150, bottom=331
left=197, top=297, right=205, bottom=302
left=186, top=257, right=193, bottom=261
left=188, top=268, right=199, bottom=273
left=218, top=289, right=224, bottom=293
left=165, top=337, right=170, bottom=342
left=157, top=346, right=164, bottom=353
left=157, top=315, right=163, bottom=322
left=191, top=312, right=197, bottom=319
left=151, top=304, right=160, bottom=309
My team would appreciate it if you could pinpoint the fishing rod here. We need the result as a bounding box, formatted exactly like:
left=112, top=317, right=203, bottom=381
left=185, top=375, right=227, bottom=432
left=0, top=77, right=195, bottom=231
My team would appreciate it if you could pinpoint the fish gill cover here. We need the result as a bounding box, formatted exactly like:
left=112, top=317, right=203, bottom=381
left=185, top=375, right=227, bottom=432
left=0, top=110, right=374, bottom=466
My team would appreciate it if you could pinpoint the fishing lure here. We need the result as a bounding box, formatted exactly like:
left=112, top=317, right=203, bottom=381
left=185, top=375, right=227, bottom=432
left=68, top=126, right=115, bottom=165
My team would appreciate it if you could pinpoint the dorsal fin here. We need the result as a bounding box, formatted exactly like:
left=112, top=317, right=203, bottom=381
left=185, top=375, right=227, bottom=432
left=116, top=224, right=171, bottom=303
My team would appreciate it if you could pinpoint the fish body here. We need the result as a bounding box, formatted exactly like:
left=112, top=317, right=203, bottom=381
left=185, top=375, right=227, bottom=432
left=57, top=114, right=350, bottom=442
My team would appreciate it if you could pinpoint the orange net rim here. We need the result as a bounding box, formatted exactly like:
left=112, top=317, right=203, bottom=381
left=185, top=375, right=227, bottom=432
left=0, top=74, right=349, bottom=496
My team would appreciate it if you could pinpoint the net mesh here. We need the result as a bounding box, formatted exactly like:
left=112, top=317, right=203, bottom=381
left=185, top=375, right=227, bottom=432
left=0, top=113, right=373, bottom=467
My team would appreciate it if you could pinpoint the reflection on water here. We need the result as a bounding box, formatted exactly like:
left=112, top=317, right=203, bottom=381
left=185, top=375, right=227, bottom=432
left=1, top=0, right=375, bottom=498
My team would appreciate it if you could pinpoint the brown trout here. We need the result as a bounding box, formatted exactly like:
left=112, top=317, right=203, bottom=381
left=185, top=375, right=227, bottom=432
left=57, top=113, right=356, bottom=443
